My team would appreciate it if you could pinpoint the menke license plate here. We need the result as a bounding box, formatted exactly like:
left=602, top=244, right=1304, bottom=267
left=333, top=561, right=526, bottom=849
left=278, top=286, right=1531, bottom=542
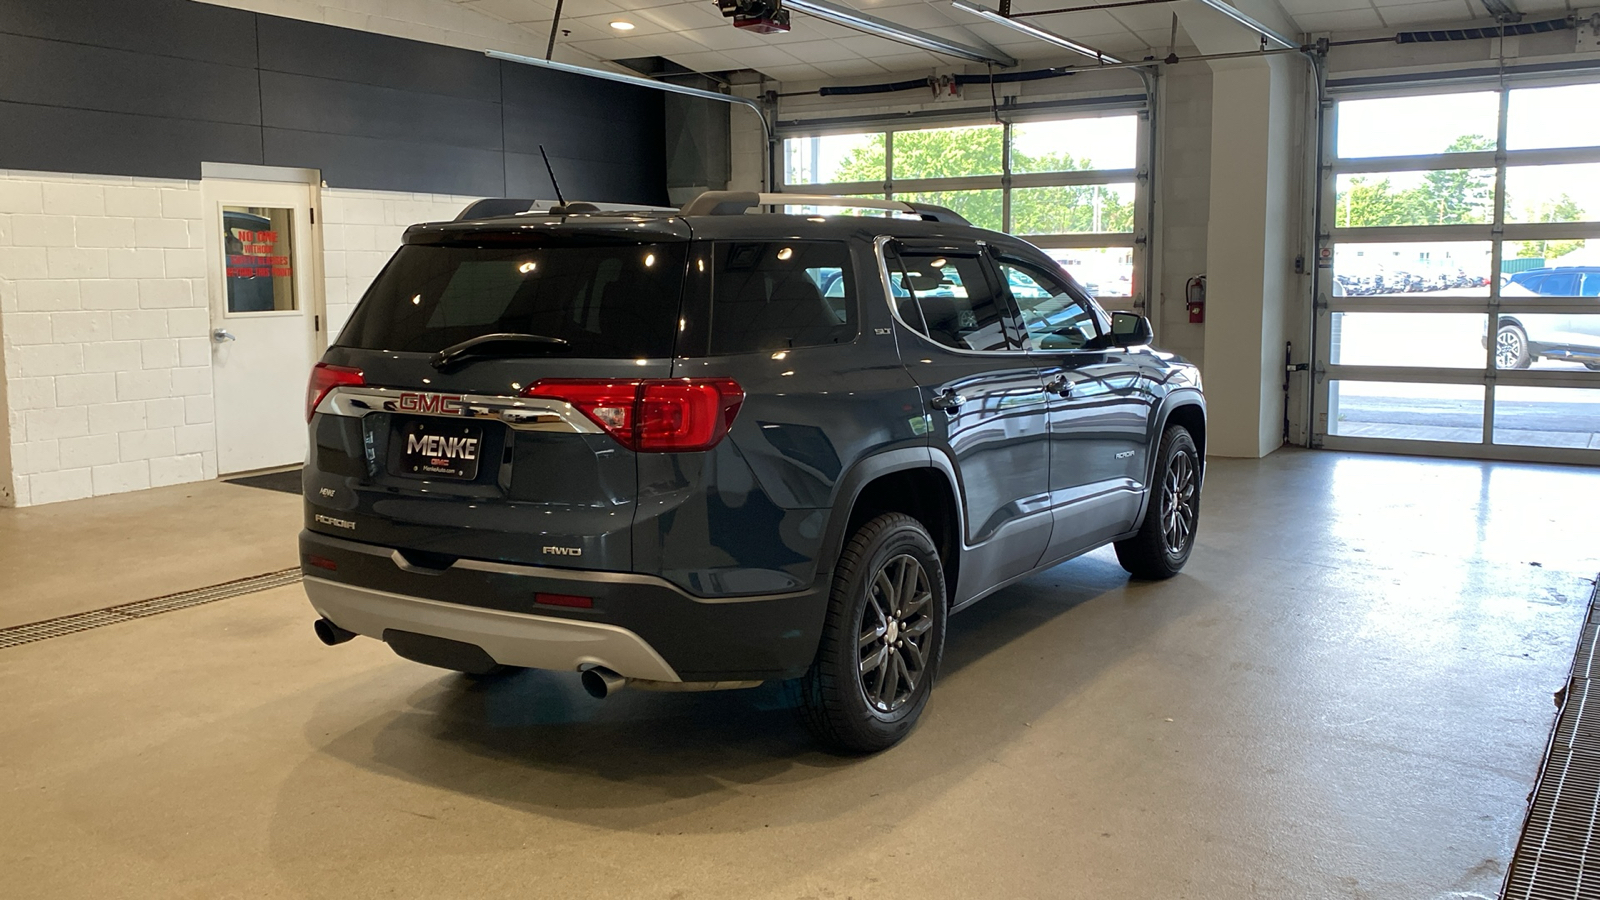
left=398, top=420, right=483, bottom=480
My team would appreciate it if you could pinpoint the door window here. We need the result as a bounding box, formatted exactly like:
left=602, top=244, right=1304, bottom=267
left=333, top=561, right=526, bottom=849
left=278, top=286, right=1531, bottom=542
left=710, top=241, right=855, bottom=354
left=222, top=206, right=296, bottom=313
left=886, top=247, right=1013, bottom=352
left=996, top=259, right=1107, bottom=351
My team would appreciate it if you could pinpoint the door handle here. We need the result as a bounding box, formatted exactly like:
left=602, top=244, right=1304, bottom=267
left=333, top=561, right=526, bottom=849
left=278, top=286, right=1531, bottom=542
left=212, top=328, right=237, bottom=343
left=1044, top=375, right=1072, bottom=397
left=930, top=389, right=965, bottom=412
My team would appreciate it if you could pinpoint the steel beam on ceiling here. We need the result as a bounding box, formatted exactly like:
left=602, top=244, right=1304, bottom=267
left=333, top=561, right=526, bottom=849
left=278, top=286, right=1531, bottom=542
left=785, top=0, right=1018, bottom=66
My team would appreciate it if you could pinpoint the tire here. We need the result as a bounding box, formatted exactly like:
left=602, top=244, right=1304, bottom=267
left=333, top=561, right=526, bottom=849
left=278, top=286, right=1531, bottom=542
left=798, top=513, right=947, bottom=754
left=1496, top=322, right=1532, bottom=370
left=1115, top=426, right=1201, bottom=580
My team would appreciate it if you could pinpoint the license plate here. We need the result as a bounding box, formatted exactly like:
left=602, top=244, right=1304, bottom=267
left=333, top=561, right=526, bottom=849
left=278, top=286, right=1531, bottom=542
left=398, top=420, right=483, bottom=480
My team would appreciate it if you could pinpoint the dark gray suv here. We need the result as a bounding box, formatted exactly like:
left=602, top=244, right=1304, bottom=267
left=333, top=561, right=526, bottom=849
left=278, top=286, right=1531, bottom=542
left=301, top=192, right=1206, bottom=752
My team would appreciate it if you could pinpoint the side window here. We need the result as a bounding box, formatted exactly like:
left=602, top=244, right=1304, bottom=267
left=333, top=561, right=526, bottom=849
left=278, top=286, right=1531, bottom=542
left=887, top=247, right=1014, bottom=352
left=710, top=241, right=856, bottom=354
left=1539, top=273, right=1580, bottom=296
left=1582, top=273, right=1600, bottom=298
left=996, top=258, right=1106, bottom=351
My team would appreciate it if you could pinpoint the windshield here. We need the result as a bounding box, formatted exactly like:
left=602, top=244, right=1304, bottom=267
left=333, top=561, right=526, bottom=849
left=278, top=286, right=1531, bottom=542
left=338, top=243, right=687, bottom=357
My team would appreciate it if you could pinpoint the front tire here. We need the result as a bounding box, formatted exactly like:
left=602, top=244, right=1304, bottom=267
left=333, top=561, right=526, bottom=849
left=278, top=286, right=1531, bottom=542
left=1496, top=322, right=1532, bottom=369
left=798, top=513, right=947, bottom=754
left=1115, top=426, right=1201, bottom=580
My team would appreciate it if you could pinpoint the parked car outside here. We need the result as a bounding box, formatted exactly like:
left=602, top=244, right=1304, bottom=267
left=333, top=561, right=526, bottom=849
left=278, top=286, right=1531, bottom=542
left=1494, top=266, right=1600, bottom=369
left=299, top=192, right=1206, bottom=752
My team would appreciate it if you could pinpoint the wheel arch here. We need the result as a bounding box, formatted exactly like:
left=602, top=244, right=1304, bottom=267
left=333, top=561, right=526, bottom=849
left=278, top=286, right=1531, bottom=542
left=1131, top=393, right=1207, bottom=530
left=817, top=449, right=964, bottom=603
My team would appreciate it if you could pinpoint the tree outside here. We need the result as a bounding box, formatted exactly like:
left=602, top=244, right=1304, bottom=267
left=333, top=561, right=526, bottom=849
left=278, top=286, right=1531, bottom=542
left=1334, top=133, right=1589, bottom=262
left=831, top=125, right=1136, bottom=235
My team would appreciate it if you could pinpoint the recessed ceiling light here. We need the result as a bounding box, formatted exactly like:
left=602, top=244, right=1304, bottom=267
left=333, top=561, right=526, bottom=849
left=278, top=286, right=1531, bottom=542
left=610, top=20, right=635, bottom=31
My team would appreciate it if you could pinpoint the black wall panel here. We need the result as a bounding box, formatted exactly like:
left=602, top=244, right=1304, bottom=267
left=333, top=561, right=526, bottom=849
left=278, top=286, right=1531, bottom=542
left=262, top=129, right=506, bottom=198
left=0, top=33, right=260, bottom=126
left=0, top=0, right=666, bottom=203
left=256, top=16, right=501, bottom=102
left=0, top=0, right=256, bottom=66
left=259, top=72, right=503, bottom=152
left=0, top=101, right=262, bottom=179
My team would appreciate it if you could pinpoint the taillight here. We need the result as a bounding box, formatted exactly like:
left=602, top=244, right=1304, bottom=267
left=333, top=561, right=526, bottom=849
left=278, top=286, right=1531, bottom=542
left=306, top=362, right=364, bottom=421
left=525, top=378, right=744, bottom=452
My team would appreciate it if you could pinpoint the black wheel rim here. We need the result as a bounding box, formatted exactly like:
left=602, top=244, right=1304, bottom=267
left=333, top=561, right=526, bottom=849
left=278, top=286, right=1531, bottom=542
left=858, top=554, right=934, bottom=714
left=1162, top=450, right=1198, bottom=556
left=1496, top=328, right=1522, bottom=369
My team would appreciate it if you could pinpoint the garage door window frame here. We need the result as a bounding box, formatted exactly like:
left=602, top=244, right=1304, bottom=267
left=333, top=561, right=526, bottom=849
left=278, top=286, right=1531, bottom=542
left=776, top=106, right=1150, bottom=311
left=1314, top=75, right=1600, bottom=464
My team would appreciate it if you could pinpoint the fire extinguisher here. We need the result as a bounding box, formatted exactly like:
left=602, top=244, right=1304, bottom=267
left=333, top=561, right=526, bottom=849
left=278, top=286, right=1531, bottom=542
left=1185, top=275, right=1206, bottom=324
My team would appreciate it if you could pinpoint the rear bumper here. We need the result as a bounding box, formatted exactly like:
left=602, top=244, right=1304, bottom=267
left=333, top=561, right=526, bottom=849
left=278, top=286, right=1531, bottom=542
left=304, top=576, right=681, bottom=680
left=299, top=530, right=829, bottom=681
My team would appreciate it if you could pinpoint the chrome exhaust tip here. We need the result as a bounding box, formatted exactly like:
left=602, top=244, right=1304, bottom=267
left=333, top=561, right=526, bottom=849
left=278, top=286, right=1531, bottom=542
left=580, top=666, right=626, bottom=699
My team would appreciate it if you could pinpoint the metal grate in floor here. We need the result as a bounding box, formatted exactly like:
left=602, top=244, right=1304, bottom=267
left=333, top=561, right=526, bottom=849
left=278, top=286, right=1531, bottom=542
left=1503, top=577, right=1600, bottom=900
left=0, top=568, right=303, bottom=651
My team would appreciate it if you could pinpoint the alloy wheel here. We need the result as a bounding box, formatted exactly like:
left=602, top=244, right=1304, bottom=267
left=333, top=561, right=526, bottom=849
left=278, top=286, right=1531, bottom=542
left=858, top=554, right=934, bottom=713
left=1161, top=450, right=1198, bottom=556
left=1496, top=328, right=1523, bottom=369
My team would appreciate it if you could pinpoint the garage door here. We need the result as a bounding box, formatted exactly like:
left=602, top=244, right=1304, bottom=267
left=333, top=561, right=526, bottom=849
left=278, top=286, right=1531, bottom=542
left=777, top=105, right=1149, bottom=312
left=1313, top=78, right=1600, bottom=463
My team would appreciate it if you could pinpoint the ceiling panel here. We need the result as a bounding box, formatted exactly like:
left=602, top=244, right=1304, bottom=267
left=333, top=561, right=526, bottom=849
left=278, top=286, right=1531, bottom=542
left=453, top=0, right=1586, bottom=83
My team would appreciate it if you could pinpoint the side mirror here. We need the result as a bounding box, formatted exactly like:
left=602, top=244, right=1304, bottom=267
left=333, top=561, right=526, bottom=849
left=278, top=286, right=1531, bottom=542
left=1111, top=312, right=1154, bottom=348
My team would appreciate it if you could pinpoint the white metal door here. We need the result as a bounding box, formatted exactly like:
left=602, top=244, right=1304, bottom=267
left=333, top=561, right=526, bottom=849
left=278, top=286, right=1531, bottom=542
left=202, top=178, right=323, bottom=474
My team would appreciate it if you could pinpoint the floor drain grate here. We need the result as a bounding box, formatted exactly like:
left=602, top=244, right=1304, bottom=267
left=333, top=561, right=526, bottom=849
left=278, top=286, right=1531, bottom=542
left=1503, top=576, right=1600, bottom=900
left=0, top=568, right=304, bottom=651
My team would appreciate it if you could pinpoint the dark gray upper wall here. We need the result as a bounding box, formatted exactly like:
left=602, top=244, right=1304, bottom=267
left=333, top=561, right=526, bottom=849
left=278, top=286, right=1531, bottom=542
left=0, top=0, right=667, bottom=204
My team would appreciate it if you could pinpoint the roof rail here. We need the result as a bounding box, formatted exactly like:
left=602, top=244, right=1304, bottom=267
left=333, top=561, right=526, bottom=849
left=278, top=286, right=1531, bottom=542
left=678, top=191, right=971, bottom=226
left=454, top=199, right=680, bottom=221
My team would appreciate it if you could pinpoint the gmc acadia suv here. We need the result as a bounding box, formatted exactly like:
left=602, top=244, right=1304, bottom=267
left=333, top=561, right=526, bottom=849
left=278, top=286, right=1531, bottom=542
left=300, top=192, right=1206, bottom=753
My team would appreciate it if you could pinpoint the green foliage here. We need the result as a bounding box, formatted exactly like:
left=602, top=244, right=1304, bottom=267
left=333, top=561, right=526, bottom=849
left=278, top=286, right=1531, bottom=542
left=831, top=126, right=1134, bottom=235
left=1334, top=134, right=1495, bottom=228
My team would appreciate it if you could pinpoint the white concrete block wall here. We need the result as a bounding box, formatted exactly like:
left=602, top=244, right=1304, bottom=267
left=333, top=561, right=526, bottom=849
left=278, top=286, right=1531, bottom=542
left=0, top=170, right=215, bottom=507
left=320, top=189, right=481, bottom=340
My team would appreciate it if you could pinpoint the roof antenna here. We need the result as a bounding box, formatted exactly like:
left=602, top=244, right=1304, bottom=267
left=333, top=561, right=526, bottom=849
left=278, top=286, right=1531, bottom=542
left=539, top=144, right=567, bottom=207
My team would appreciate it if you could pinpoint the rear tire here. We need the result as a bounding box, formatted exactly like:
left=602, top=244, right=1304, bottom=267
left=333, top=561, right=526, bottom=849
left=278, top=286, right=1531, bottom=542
left=1115, top=426, right=1201, bottom=580
left=798, top=513, right=947, bottom=754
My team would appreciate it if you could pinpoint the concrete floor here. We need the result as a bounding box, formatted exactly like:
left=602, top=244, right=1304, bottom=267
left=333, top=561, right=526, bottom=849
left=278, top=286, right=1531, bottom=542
left=1, top=450, right=1596, bottom=899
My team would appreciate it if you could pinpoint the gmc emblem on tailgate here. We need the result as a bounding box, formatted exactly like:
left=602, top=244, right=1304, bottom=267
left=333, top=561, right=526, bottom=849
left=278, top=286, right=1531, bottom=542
left=390, top=392, right=465, bottom=415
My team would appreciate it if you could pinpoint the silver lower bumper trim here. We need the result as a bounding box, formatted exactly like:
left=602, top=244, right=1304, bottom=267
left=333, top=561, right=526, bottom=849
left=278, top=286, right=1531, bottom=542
left=303, top=576, right=681, bottom=682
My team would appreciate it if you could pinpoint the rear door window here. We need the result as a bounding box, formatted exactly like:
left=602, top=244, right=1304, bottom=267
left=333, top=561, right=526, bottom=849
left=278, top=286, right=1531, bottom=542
left=338, top=243, right=686, bottom=357
left=885, top=246, right=1014, bottom=352
left=709, top=241, right=856, bottom=354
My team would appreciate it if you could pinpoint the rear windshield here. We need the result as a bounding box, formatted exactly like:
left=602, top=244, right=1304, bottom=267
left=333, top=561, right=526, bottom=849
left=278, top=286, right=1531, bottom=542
left=338, top=243, right=686, bottom=357
left=709, top=241, right=856, bottom=355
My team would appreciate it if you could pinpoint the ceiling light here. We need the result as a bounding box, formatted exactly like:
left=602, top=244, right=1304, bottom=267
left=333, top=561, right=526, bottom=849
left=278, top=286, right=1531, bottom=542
left=951, top=0, right=1123, bottom=65
left=610, top=20, right=636, bottom=31
left=785, top=0, right=1015, bottom=66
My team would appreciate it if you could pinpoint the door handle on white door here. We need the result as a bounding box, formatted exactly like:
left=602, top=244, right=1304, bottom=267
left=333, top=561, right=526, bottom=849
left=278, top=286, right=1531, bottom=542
left=213, top=328, right=237, bottom=343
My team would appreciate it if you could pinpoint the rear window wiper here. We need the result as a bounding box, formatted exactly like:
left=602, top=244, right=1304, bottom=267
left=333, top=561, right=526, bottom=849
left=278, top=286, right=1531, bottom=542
left=430, top=333, right=571, bottom=371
